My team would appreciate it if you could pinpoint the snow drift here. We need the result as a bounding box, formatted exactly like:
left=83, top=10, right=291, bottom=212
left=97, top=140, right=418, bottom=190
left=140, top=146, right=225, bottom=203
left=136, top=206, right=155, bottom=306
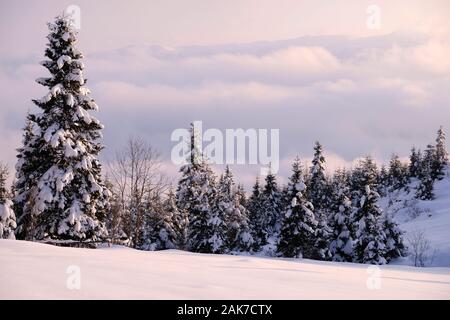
left=0, top=240, right=449, bottom=299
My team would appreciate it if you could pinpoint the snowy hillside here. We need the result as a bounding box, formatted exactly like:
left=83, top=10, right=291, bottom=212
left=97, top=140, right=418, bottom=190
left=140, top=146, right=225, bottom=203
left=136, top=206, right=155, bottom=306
left=0, top=240, right=449, bottom=299
left=381, top=168, right=450, bottom=267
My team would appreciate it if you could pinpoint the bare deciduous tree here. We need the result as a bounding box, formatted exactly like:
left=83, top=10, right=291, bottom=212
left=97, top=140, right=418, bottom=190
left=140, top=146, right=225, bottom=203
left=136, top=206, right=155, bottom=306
left=108, top=137, right=169, bottom=247
left=407, top=229, right=436, bottom=267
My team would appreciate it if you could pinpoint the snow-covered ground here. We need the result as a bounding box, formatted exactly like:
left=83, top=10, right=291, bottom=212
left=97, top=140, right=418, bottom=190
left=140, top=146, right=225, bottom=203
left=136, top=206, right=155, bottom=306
left=1, top=240, right=449, bottom=299
left=381, top=170, right=450, bottom=267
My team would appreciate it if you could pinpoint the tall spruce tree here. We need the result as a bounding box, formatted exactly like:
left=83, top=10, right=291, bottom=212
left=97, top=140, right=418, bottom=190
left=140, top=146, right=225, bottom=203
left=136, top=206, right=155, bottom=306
left=277, top=157, right=317, bottom=258
left=176, top=124, right=225, bottom=253
left=15, top=16, right=110, bottom=242
left=350, top=156, right=379, bottom=204
left=309, top=142, right=332, bottom=260
left=247, top=177, right=265, bottom=250
left=409, top=147, right=422, bottom=179
left=176, top=123, right=201, bottom=231
left=215, top=166, right=234, bottom=251
left=309, top=141, right=329, bottom=211
left=434, top=126, right=448, bottom=180
left=378, top=164, right=389, bottom=197
left=190, top=162, right=225, bottom=253
left=0, top=165, right=16, bottom=239
left=260, top=168, right=282, bottom=246
left=416, top=145, right=436, bottom=200
left=382, top=212, right=406, bottom=262
left=353, top=185, right=387, bottom=264
left=387, top=154, right=409, bottom=191
left=328, top=169, right=354, bottom=262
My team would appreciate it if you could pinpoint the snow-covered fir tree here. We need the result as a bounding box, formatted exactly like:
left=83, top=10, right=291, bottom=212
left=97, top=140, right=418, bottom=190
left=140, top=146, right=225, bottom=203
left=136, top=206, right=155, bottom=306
left=188, top=161, right=225, bottom=253
left=260, top=168, right=282, bottom=248
left=215, top=166, right=235, bottom=251
left=433, top=126, right=448, bottom=180
left=138, top=193, right=179, bottom=251
left=312, top=210, right=332, bottom=260
left=308, top=142, right=332, bottom=260
left=378, top=164, right=389, bottom=197
left=176, top=123, right=201, bottom=233
left=236, top=184, right=247, bottom=208
left=308, top=141, right=330, bottom=211
left=277, top=157, right=317, bottom=258
left=227, top=189, right=254, bottom=252
left=350, top=156, right=379, bottom=204
left=416, top=144, right=436, bottom=200
left=13, top=116, right=40, bottom=240
left=0, top=164, right=16, bottom=239
left=387, top=154, right=409, bottom=191
left=409, top=147, right=422, bottom=179
left=382, top=212, right=407, bottom=262
left=14, top=16, right=110, bottom=243
left=328, top=169, right=354, bottom=262
left=247, top=177, right=265, bottom=250
left=176, top=123, right=225, bottom=253
left=167, top=188, right=188, bottom=249
left=353, top=185, right=387, bottom=264
left=214, top=166, right=253, bottom=252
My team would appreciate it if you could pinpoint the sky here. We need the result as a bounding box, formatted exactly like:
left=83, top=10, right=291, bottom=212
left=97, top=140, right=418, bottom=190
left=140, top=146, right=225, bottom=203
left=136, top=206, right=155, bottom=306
left=1, top=0, right=450, bottom=187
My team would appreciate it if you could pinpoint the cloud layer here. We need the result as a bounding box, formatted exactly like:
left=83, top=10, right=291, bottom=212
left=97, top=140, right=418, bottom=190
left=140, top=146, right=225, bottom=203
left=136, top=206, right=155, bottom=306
left=1, top=27, right=450, bottom=187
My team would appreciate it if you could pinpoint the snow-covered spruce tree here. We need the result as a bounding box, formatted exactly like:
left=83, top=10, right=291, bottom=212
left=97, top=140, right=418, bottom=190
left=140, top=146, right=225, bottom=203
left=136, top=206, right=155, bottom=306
left=236, top=184, right=247, bottom=208
left=416, top=145, right=436, bottom=200
left=409, top=147, right=422, bottom=179
left=279, top=184, right=290, bottom=213
left=18, top=16, right=110, bottom=242
left=0, top=164, right=16, bottom=239
left=387, top=154, right=409, bottom=191
left=353, top=185, right=387, bottom=264
left=349, top=156, right=379, bottom=205
left=231, top=182, right=255, bottom=252
left=176, top=123, right=201, bottom=239
left=260, top=168, right=282, bottom=249
left=277, top=157, right=317, bottom=258
left=328, top=169, right=354, bottom=262
left=13, top=115, right=40, bottom=240
left=312, top=209, right=332, bottom=261
left=215, top=166, right=252, bottom=252
left=138, top=192, right=179, bottom=251
left=189, top=161, right=226, bottom=253
left=433, top=126, right=448, bottom=180
left=377, top=164, right=389, bottom=197
left=247, top=177, right=265, bottom=250
left=308, top=142, right=332, bottom=260
left=178, top=124, right=226, bottom=253
left=227, top=190, right=254, bottom=252
left=309, top=141, right=330, bottom=211
left=215, top=166, right=234, bottom=251
left=167, top=188, right=187, bottom=249
left=382, top=212, right=406, bottom=262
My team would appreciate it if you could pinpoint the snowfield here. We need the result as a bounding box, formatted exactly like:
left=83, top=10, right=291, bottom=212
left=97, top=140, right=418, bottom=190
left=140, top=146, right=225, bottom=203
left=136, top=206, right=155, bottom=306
left=383, top=172, right=450, bottom=267
left=1, top=240, right=449, bottom=299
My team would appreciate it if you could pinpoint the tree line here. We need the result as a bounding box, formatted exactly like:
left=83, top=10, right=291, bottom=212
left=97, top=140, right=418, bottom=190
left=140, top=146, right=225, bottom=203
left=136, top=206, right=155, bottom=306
left=0, top=15, right=448, bottom=265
